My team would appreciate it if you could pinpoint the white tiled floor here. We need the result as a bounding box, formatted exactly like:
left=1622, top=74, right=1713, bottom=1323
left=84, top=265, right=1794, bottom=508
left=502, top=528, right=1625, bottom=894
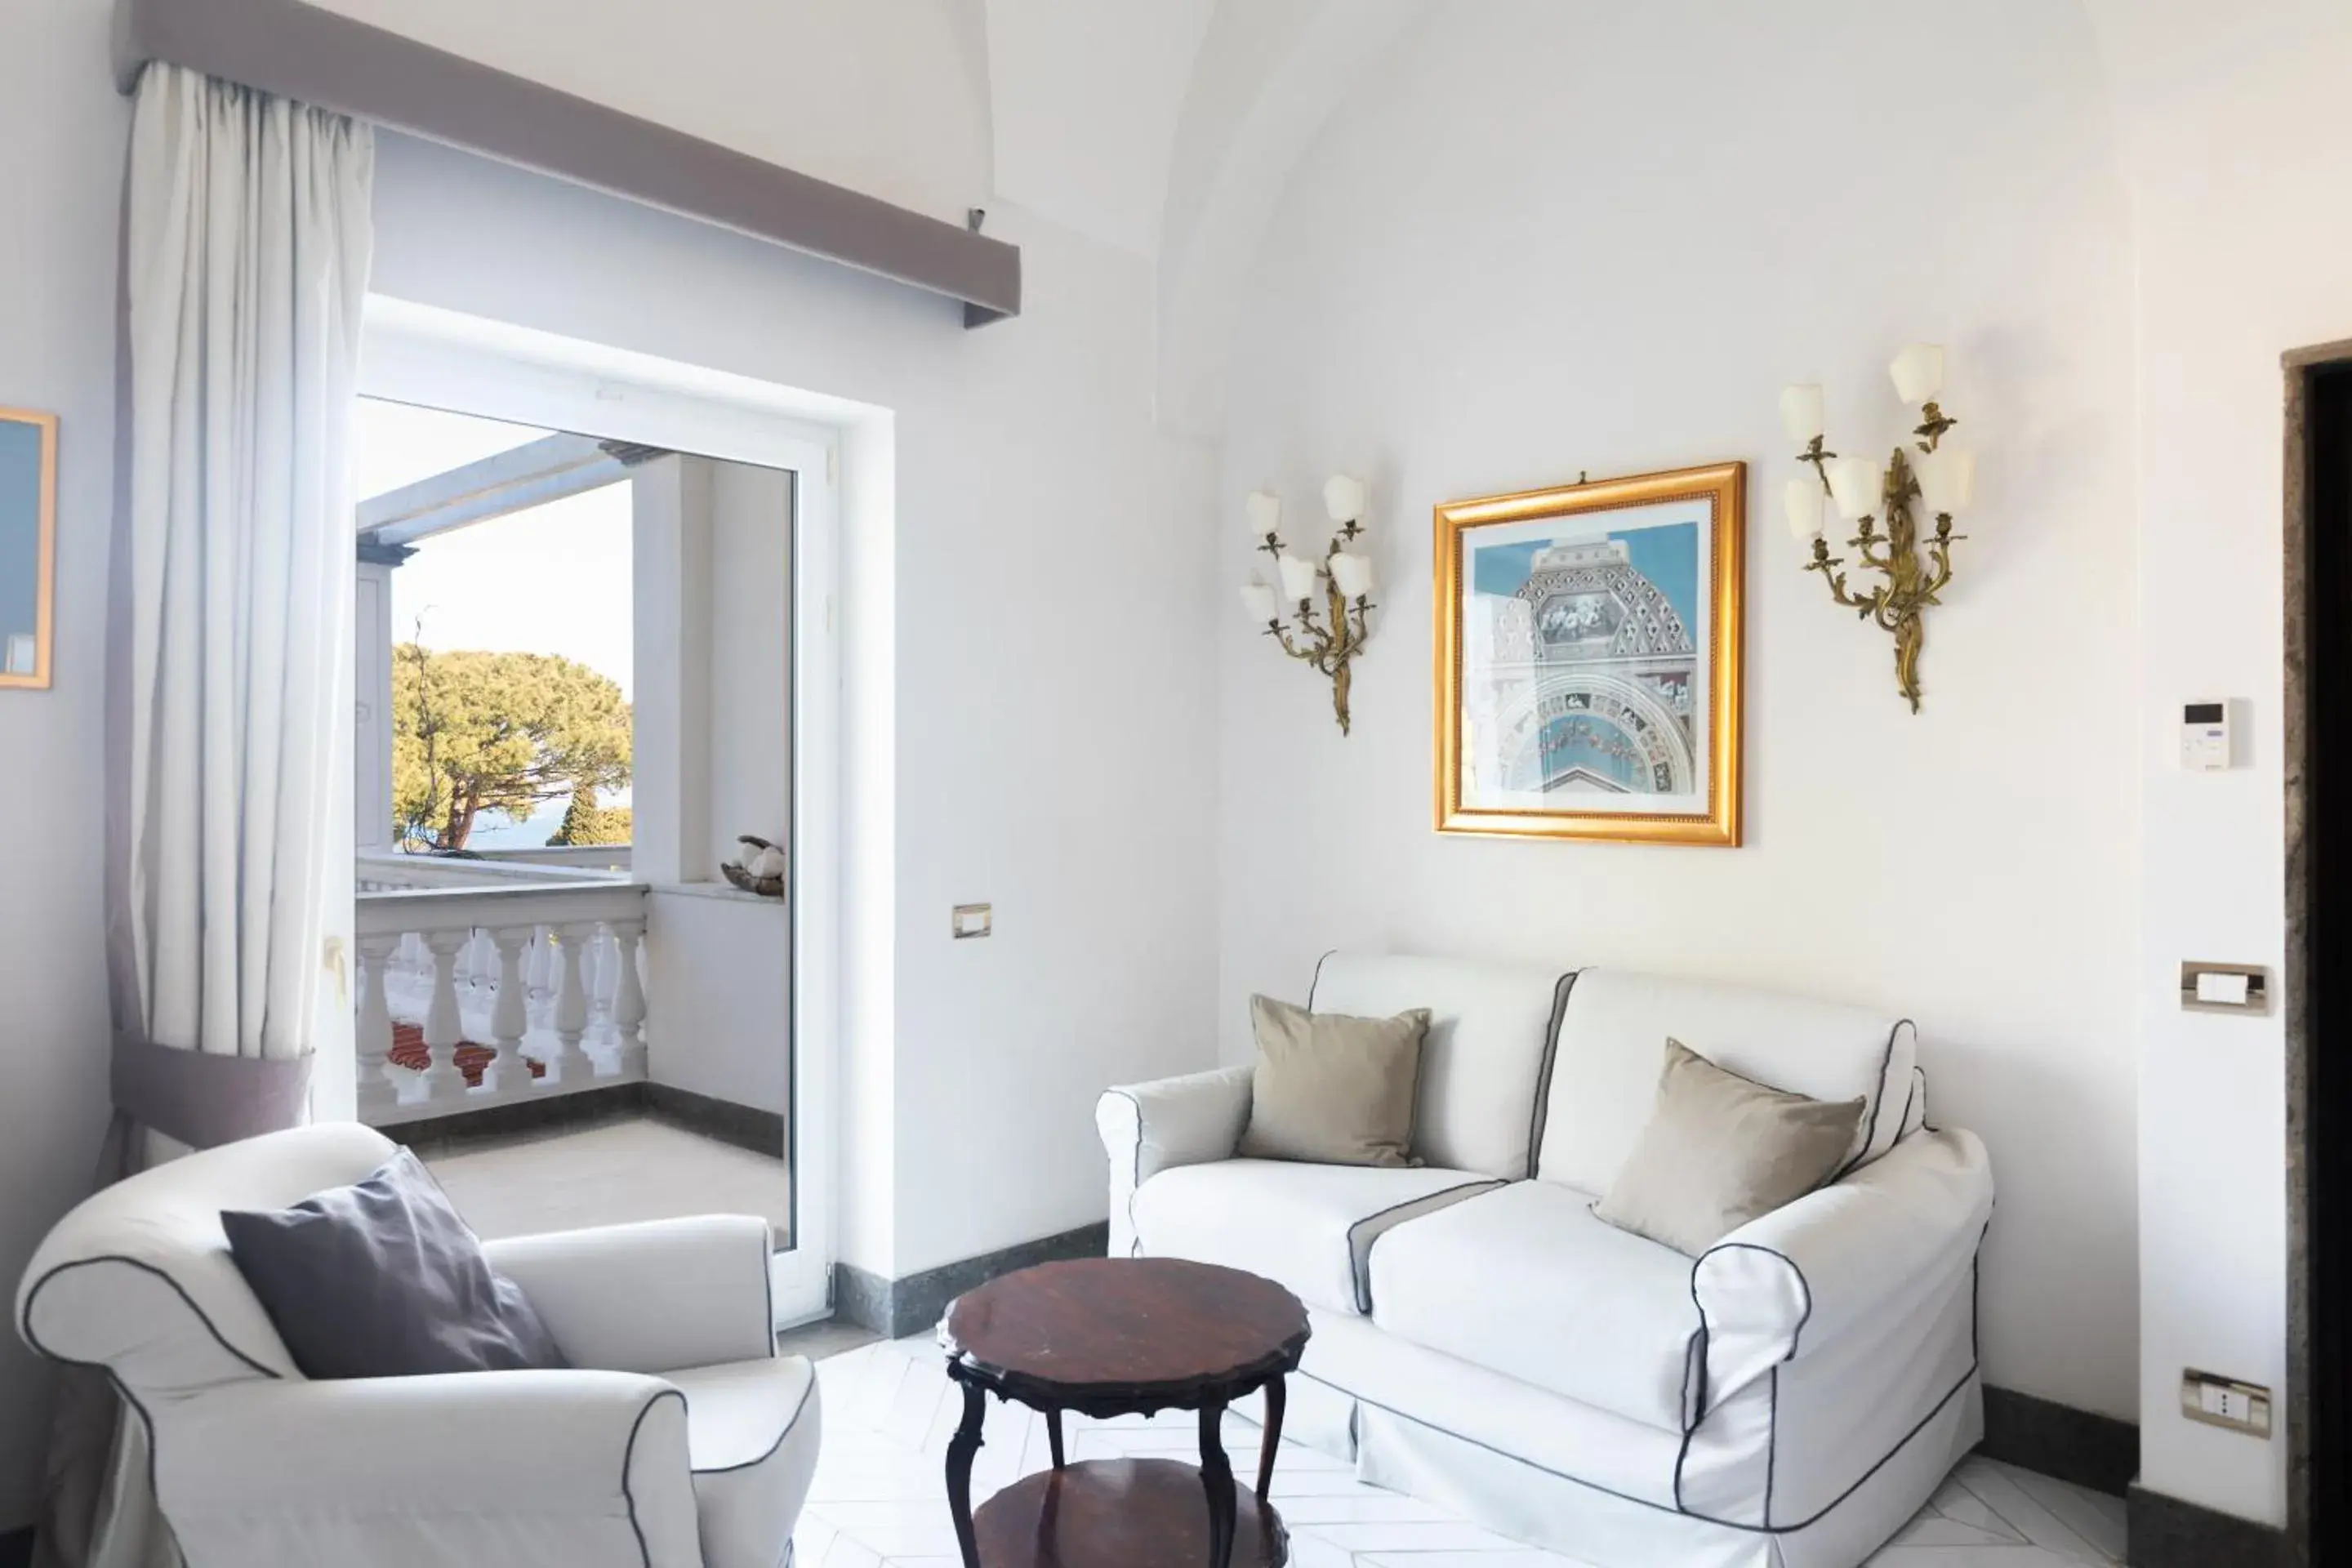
left=794, top=1334, right=2129, bottom=1568
left=421, top=1116, right=786, bottom=1241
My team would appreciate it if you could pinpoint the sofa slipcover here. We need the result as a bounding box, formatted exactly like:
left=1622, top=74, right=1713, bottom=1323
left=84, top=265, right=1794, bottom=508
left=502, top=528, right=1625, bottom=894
left=1132, top=1158, right=1501, bottom=1315
left=1535, top=968, right=1917, bottom=1196
left=1100, top=954, right=1993, bottom=1568
left=1367, top=1179, right=1701, bottom=1429
left=16, top=1124, right=818, bottom=1568
left=1308, top=952, right=1574, bottom=1178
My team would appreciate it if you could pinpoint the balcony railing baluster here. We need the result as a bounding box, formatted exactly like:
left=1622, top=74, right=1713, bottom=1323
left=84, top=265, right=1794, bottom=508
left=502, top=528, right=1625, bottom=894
left=354, top=863, right=649, bottom=1126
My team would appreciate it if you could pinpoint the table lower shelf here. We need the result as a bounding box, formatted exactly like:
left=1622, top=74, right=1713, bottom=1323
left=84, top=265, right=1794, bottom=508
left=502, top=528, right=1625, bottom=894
left=973, top=1457, right=1288, bottom=1567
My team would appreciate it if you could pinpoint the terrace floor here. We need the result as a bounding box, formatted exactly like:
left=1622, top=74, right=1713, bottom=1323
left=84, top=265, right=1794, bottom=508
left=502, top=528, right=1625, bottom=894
left=421, top=1114, right=786, bottom=1242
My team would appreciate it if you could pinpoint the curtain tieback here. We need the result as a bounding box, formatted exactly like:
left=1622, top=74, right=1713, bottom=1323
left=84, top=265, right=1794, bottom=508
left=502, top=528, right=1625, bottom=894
left=110, top=1033, right=313, bottom=1150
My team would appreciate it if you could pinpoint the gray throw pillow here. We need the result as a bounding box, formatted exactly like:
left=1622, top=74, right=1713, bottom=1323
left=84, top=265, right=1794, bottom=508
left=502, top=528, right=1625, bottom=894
left=1593, top=1039, right=1867, bottom=1256
left=221, top=1148, right=568, bottom=1379
left=1237, top=994, right=1430, bottom=1168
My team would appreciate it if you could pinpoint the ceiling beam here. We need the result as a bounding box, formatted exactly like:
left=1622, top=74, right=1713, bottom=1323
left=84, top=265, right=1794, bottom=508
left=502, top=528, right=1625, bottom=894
left=357, top=433, right=653, bottom=550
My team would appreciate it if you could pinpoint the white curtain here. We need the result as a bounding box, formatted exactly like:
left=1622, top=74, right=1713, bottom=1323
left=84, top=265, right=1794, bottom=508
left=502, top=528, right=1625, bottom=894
left=46, top=64, right=374, bottom=1568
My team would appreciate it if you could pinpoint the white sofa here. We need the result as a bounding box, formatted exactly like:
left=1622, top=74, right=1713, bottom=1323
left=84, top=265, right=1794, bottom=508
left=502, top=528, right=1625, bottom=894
left=1097, top=954, right=1993, bottom=1568
left=15, top=1124, right=819, bottom=1568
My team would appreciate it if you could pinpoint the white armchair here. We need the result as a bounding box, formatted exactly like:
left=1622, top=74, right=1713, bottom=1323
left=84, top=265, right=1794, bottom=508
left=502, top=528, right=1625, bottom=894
left=14, top=1123, right=819, bottom=1568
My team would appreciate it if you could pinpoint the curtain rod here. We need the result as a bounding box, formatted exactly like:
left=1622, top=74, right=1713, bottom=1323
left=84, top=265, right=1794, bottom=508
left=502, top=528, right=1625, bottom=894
left=112, top=0, right=1022, bottom=327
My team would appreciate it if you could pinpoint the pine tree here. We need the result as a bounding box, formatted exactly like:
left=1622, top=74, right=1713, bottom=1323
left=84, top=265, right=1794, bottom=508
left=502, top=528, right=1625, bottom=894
left=547, top=786, right=633, bottom=848
left=392, top=642, right=632, bottom=850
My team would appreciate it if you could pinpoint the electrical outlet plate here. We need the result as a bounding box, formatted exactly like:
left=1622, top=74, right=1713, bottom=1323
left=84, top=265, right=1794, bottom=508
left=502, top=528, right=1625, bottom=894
left=952, top=902, right=992, bottom=940
left=2181, top=1370, right=2272, bottom=1437
left=2180, top=962, right=2269, bottom=1014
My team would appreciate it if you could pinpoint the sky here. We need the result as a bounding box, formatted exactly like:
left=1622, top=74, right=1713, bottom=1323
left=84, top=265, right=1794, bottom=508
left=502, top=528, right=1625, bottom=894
left=356, top=398, right=635, bottom=700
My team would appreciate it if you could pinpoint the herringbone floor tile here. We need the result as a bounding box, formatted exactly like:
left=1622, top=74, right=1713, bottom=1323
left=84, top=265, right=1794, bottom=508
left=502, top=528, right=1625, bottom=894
left=791, top=1336, right=2126, bottom=1567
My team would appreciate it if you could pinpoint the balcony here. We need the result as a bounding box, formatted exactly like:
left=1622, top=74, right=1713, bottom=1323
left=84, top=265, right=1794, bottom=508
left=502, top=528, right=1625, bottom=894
left=349, top=416, right=796, bottom=1245
left=354, top=852, right=647, bottom=1122
left=355, top=849, right=789, bottom=1244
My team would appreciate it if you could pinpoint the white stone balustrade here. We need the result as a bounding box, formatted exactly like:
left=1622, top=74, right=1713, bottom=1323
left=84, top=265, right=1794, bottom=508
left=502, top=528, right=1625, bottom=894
left=358, top=849, right=630, bottom=893
left=354, top=880, right=653, bottom=1125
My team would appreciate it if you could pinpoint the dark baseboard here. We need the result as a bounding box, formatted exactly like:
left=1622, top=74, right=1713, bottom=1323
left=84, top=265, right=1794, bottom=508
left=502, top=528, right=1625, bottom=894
left=834, top=1222, right=1112, bottom=1339
left=391, top=1081, right=650, bottom=1154
left=2129, top=1482, right=2289, bottom=1567
left=644, top=1080, right=784, bottom=1156
left=1980, top=1383, right=2138, bottom=1498
left=0, top=1524, right=33, bottom=1568
left=389, top=1080, right=784, bottom=1160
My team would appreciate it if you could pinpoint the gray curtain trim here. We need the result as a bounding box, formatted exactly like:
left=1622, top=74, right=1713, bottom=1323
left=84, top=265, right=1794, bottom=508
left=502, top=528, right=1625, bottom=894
left=109, top=0, right=1022, bottom=325
left=110, top=1033, right=313, bottom=1151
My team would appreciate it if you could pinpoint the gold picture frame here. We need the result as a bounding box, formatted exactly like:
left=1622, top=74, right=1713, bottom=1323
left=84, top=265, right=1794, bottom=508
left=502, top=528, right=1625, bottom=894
left=0, top=407, right=59, bottom=691
left=1434, top=461, right=1744, bottom=845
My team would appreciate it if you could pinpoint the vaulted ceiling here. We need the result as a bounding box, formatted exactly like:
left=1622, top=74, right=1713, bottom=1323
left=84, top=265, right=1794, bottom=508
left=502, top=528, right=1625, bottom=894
left=301, top=0, right=2346, bottom=433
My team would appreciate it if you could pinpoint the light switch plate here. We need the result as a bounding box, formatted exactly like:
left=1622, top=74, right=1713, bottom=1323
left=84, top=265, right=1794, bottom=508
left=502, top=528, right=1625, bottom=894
left=2181, top=1370, right=2272, bottom=1437
left=952, top=902, right=992, bottom=940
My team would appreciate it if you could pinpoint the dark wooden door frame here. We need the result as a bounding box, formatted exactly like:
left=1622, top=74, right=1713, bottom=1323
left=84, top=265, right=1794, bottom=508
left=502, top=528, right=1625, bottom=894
left=2285, top=335, right=2352, bottom=1568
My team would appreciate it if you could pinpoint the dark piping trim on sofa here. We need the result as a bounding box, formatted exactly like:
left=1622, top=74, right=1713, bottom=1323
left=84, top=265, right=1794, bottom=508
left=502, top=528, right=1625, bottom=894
left=1307, top=949, right=1339, bottom=1009
left=1343, top=1179, right=1506, bottom=1314
left=622, top=1388, right=688, bottom=1566
left=1835, top=1018, right=1913, bottom=1181
left=1102, top=1088, right=1146, bottom=1257
left=1303, top=1347, right=1980, bottom=1539
left=1673, top=1240, right=1815, bottom=1522
left=688, top=1369, right=817, bottom=1477
left=1526, top=969, right=1581, bottom=1179
left=20, top=1254, right=285, bottom=1381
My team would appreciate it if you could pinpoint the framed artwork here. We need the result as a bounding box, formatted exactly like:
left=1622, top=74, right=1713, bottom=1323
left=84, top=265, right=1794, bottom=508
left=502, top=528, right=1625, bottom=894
left=0, top=408, right=58, bottom=690
left=1433, top=461, right=1744, bottom=845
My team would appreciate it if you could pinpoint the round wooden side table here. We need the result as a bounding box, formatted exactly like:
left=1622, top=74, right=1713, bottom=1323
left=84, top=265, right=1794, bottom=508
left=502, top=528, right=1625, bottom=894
left=938, top=1256, right=1312, bottom=1568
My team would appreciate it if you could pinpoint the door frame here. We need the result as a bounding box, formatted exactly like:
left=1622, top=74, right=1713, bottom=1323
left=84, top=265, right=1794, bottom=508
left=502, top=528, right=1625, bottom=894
left=358, top=295, right=859, bottom=1327
left=2283, top=335, right=2352, bottom=1566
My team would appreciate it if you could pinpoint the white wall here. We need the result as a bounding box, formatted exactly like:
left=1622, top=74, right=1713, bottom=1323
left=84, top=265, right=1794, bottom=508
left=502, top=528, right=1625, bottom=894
left=0, top=0, right=123, bottom=1532
left=366, top=130, right=1223, bottom=1279
left=648, top=889, right=790, bottom=1114
left=634, top=454, right=794, bottom=1116
left=2078, top=0, right=2352, bottom=1529
left=1213, top=0, right=2144, bottom=1423
left=301, top=0, right=996, bottom=228
left=630, top=456, right=713, bottom=886
left=706, top=460, right=791, bottom=868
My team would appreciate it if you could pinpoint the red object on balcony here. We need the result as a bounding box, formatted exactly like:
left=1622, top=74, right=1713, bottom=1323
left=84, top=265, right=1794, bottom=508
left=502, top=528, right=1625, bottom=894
left=389, top=1022, right=546, bottom=1086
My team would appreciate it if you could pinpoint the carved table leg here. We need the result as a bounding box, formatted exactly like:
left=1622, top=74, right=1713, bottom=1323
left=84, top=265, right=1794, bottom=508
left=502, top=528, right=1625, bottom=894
left=1199, top=1398, right=1237, bottom=1568
left=1256, top=1376, right=1286, bottom=1499
left=1047, top=1407, right=1067, bottom=1469
left=946, top=1375, right=987, bottom=1568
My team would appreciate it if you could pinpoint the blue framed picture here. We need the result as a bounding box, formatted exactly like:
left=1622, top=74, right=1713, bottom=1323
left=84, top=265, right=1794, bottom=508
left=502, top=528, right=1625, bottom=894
left=0, top=407, right=57, bottom=689
left=1435, top=463, right=1744, bottom=845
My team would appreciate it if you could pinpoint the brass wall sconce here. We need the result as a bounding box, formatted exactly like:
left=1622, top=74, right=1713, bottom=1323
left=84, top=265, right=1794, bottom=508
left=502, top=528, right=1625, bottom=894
left=1240, top=475, right=1378, bottom=734
left=1780, top=345, right=1977, bottom=712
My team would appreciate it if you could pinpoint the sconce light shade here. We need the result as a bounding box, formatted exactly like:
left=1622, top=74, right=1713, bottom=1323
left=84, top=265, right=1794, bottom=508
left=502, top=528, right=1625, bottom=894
left=1779, top=384, right=1826, bottom=444
left=1240, top=578, right=1279, bottom=621
left=1276, top=552, right=1321, bottom=604
left=1246, top=489, right=1283, bottom=535
left=1784, top=477, right=1824, bottom=541
left=1827, top=457, right=1883, bottom=521
left=1889, top=343, right=1945, bottom=405
left=1916, top=447, right=1977, bottom=514
left=1323, top=474, right=1369, bottom=523
left=1330, top=551, right=1374, bottom=599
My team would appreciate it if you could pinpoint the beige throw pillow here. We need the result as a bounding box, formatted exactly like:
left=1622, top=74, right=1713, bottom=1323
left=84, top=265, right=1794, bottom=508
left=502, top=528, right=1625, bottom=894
left=1237, top=995, right=1430, bottom=1168
left=1593, top=1039, right=1867, bottom=1256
